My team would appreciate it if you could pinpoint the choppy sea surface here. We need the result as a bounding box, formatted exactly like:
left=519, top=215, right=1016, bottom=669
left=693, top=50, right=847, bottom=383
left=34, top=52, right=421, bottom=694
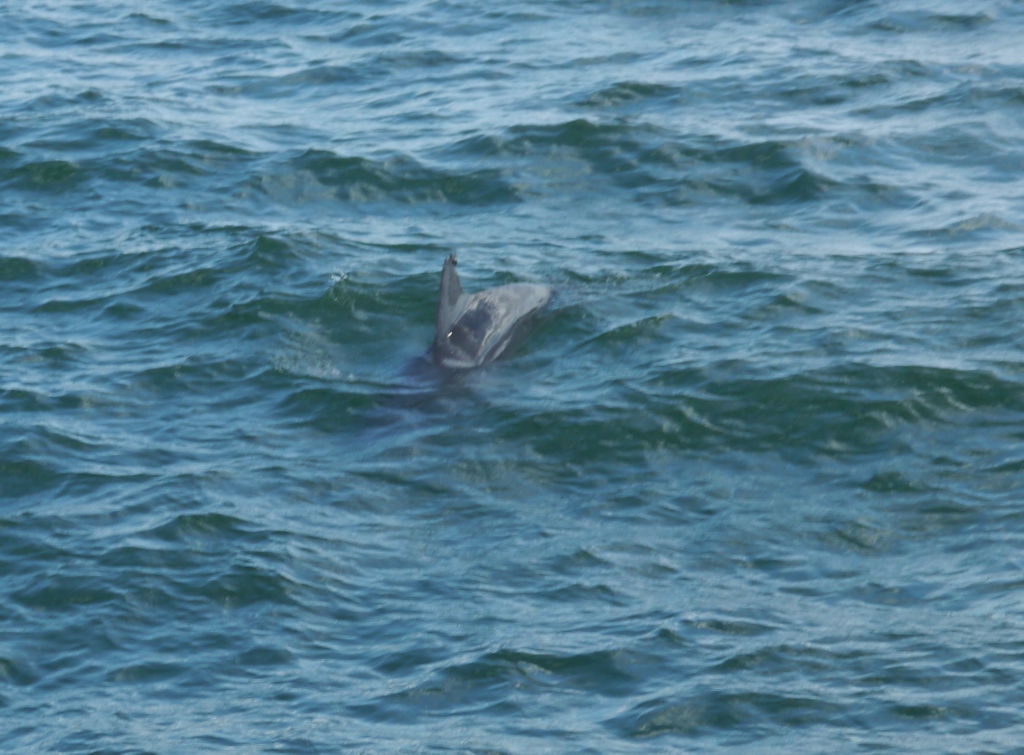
left=4, top=1, right=1024, bottom=751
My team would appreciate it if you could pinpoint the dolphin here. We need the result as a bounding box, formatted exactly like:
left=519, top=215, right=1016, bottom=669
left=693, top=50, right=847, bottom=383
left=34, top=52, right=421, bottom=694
left=431, top=254, right=552, bottom=369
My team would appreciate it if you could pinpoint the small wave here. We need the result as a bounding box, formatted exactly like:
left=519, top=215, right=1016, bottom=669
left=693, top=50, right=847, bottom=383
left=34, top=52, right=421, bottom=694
left=0, top=255, right=42, bottom=282
left=914, top=213, right=1023, bottom=240
left=209, top=1, right=343, bottom=27
left=108, top=661, right=186, bottom=684
left=575, top=81, right=682, bottom=109
left=451, top=119, right=833, bottom=206
left=196, top=563, right=297, bottom=610
left=253, top=148, right=518, bottom=207
left=869, top=11, right=994, bottom=33
left=149, top=512, right=268, bottom=545
left=0, top=655, right=40, bottom=687
left=207, top=64, right=364, bottom=96
left=612, top=690, right=843, bottom=739
left=453, top=118, right=648, bottom=159
left=357, top=645, right=641, bottom=723
left=275, top=386, right=384, bottom=433
left=12, top=573, right=121, bottom=612
left=5, top=159, right=82, bottom=192
left=0, top=457, right=62, bottom=500
left=484, top=358, right=1024, bottom=467
left=374, top=49, right=467, bottom=70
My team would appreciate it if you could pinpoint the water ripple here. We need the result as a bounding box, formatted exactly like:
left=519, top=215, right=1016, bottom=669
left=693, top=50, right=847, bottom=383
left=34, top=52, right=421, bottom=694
left=4, top=0, right=1024, bottom=751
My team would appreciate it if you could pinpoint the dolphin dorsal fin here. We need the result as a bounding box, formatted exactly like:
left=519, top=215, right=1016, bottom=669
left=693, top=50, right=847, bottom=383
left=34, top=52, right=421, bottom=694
left=435, top=254, right=465, bottom=339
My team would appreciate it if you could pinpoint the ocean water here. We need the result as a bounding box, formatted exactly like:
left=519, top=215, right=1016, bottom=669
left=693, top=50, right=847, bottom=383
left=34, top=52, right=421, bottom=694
left=3, top=0, right=1024, bottom=751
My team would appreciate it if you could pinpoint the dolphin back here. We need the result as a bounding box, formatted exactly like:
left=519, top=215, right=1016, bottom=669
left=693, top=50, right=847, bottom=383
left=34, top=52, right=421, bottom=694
left=431, top=254, right=552, bottom=369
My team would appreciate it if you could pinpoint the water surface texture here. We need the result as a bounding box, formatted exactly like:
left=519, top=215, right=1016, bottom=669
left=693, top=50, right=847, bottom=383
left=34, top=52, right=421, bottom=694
left=4, top=1, right=1024, bottom=752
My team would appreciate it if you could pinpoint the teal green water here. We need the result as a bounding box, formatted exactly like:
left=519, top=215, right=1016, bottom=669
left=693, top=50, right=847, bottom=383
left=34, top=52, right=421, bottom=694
left=3, top=1, right=1024, bottom=752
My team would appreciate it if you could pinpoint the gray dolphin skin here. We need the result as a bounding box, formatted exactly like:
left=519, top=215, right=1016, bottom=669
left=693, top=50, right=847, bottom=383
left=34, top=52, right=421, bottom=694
left=431, top=254, right=553, bottom=369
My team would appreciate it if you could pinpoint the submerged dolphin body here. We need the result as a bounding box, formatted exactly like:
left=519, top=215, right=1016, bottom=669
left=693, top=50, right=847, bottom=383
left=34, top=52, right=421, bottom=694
left=431, top=254, right=552, bottom=369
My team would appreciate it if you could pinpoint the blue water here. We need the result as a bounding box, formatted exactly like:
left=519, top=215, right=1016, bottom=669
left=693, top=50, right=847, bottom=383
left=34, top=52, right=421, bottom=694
left=4, top=1, right=1024, bottom=751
